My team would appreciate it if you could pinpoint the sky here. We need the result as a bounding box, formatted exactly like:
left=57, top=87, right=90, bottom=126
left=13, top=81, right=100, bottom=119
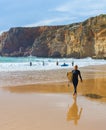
left=0, top=0, right=106, bottom=33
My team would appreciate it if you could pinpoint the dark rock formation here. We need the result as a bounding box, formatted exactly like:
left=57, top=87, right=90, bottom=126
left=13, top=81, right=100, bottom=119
left=0, top=14, right=106, bottom=58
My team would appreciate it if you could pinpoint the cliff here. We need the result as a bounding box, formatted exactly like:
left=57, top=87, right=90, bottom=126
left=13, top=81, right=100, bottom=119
left=0, top=14, right=106, bottom=58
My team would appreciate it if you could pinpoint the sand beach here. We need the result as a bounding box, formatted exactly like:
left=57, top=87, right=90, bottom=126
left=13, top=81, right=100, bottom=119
left=0, top=64, right=106, bottom=130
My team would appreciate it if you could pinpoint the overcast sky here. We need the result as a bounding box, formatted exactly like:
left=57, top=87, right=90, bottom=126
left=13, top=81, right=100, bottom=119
left=0, top=0, right=106, bottom=33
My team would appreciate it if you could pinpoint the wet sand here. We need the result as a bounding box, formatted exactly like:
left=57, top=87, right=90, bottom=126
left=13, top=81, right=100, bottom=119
left=0, top=65, right=106, bottom=130
left=0, top=64, right=106, bottom=87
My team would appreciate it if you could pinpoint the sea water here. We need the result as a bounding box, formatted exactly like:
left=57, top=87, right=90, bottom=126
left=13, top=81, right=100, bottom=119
left=0, top=56, right=106, bottom=72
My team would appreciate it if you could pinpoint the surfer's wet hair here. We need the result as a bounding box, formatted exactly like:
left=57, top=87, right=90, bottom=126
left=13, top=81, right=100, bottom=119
left=74, top=65, right=78, bottom=69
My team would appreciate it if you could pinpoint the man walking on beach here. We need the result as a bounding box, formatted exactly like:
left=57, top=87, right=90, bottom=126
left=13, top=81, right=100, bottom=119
left=72, top=65, right=82, bottom=96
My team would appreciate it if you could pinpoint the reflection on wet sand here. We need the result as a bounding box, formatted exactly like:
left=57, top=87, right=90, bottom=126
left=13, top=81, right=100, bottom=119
left=67, top=96, right=82, bottom=125
left=2, top=83, right=72, bottom=94
left=2, top=78, right=106, bottom=102
left=80, top=78, right=106, bottom=102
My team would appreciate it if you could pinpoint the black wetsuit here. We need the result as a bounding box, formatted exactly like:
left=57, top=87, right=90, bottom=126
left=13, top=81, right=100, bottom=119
left=72, top=70, right=82, bottom=94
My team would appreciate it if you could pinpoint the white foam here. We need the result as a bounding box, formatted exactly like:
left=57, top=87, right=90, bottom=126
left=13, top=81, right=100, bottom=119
left=0, top=57, right=106, bottom=72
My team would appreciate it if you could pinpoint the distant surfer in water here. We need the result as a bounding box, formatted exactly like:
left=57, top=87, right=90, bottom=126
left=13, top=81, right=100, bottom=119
left=30, top=61, right=32, bottom=66
left=72, top=65, right=82, bottom=96
left=72, top=61, right=74, bottom=66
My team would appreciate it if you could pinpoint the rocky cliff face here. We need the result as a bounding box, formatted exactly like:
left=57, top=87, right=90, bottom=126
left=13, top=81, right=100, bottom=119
left=0, top=26, right=62, bottom=56
left=0, top=14, right=106, bottom=58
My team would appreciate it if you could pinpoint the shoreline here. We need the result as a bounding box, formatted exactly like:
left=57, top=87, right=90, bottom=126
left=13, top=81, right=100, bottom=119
left=0, top=64, right=106, bottom=88
left=2, top=77, right=106, bottom=101
left=1, top=64, right=106, bottom=103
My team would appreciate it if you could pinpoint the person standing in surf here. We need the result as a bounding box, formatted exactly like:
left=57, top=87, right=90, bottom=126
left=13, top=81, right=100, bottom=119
left=72, top=65, right=82, bottom=96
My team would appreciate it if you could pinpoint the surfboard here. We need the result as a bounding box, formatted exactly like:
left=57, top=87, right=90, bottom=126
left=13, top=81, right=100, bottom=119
left=67, top=71, right=73, bottom=82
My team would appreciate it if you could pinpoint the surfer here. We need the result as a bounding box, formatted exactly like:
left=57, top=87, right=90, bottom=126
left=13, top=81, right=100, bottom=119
left=30, top=61, right=32, bottom=66
left=72, top=65, right=82, bottom=96
left=56, top=61, right=59, bottom=66
left=72, top=61, right=74, bottom=66
left=43, top=61, right=45, bottom=66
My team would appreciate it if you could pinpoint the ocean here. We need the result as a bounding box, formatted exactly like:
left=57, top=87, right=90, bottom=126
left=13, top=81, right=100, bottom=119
left=0, top=56, right=106, bottom=72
